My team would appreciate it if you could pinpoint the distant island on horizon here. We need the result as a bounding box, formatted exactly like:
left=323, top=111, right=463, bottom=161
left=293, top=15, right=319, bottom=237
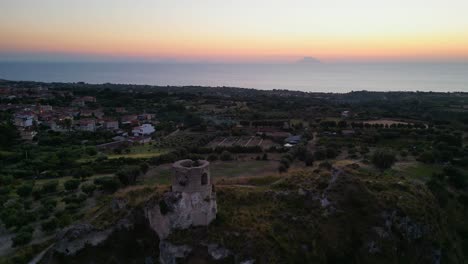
left=297, top=56, right=322, bottom=64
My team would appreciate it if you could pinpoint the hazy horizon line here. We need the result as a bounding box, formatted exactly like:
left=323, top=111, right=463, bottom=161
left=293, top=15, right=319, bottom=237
left=2, top=58, right=468, bottom=65
left=2, top=52, right=468, bottom=65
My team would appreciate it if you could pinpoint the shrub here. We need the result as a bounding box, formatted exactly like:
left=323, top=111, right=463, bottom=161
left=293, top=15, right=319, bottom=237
left=41, top=217, right=58, bottom=232
left=0, top=174, right=14, bottom=185
left=278, top=165, right=287, bottom=173
left=81, top=183, right=96, bottom=195
left=140, top=162, right=150, bottom=174
left=64, top=179, right=81, bottom=191
left=0, top=186, right=12, bottom=195
left=305, top=152, right=314, bottom=166
left=371, top=149, right=396, bottom=170
left=326, top=148, right=339, bottom=159
left=72, top=166, right=94, bottom=179
left=16, top=183, right=34, bottom=197
left=63, top=193, right=87, bottom=205
left=207, top=154, right=218, bottom=161
left=41, top=180, right=59, bottom=194
left=280, top=158, right=290, bottom=169
left=418, top=151, right=435, bottom=163
left=220, top=151, right=233, bottom=161
left=57, top=213, right=72, bottom=228
left=116, top=165, right=141, bottom=185
left=95, top=176, right=120, bottom=193
left=319, top=161, right=332, bottom=170
left=314, top=149, right=327, bottom=160
left=85, top=147, right=98, bottom=156
left=359, top=146, right=370, bottom=155
left=12, top=226, right=34, bottom=247
left=444, top=166, right=467, bottom=189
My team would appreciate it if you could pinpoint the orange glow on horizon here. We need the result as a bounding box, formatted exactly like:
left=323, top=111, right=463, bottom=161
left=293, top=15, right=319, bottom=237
left=1, top=0, right=468, bottom=62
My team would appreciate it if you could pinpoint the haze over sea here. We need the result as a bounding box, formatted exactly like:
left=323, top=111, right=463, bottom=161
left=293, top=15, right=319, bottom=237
left=0, top=61, right=467, bottom=93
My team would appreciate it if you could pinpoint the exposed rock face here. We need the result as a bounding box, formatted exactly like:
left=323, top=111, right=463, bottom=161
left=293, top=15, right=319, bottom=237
left=145, top=190, right=217, bottom=240
left=159, top=241, right=192, bottom=264
left=159, top=241, right=233, bottom=264
left=39, top=209, right=159, bottom=264
left=207, top=243, right=231, bottom=260
left=53, top=223, right=113, bottom=256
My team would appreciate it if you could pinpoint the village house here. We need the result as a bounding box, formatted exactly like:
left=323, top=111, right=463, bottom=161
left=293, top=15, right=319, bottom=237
left=132, top=123, right=155, bottom=136
left=341, top=129, right=356, bottom=136
left=138, top=113, right=154, bottom=121
left=101, top=119, right=119, bottom=130
left=79, top=109, right=104, bottom=119
left=79, top=109, right=94, bottom=117
left=37, top=104, right=53, bottom=112
left=284, top=135, right=302, bottom=145
left=14, top=111, right=37, bottom=127
left=121, top=114, right=138, bottom=124
left=72, top=96, right=96, bottom=107
left=19, top=129, right=38, bottom=141
left=81, top=96, right=96, bottom=103
left=129, top=136, right=152, bottom=144
left=71, top=99, right=85, bottom=107
left=115, top=107, right=126, bottom=113
left=75, top=119, right=96, bottom=132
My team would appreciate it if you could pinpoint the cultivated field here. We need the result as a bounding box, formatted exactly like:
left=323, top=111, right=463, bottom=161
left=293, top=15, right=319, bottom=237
left=207, top=136, right=277, bottom=148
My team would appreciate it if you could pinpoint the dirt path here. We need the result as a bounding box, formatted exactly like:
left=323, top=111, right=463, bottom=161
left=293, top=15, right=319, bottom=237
left=307, top=132, right=318, bottom=151
left=165, top=129, right=180, bottom=138
left=28, top=243, right=55, bottom=264
left=320, top=168, right=343, bottom=208
left=0, top=232, right=14, bottom=257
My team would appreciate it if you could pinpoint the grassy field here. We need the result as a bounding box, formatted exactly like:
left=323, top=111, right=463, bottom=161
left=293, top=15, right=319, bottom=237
left=141, top=160, right=281, bottom=186
left=400, top=163, right=442, bottom=181
left=140, top=165, right=172, bottom=185
left=210, top=160, right=279, bottom=178
left=107, top=144, right=171, bottom=159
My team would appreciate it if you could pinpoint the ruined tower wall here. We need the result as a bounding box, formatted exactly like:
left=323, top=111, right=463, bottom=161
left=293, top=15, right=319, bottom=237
left=172, top=159, right=212, bottom=194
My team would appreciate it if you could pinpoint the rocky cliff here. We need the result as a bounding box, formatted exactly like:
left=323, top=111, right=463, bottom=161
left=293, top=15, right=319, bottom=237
left=36, top=165, right=465, bottom=264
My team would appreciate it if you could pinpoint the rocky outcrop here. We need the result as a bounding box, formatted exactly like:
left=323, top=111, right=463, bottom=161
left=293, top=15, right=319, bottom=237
left=159, top=241, right=233, bottom=264
left=159, top=241, right=192, bottom=264
left=145, top=190, right=217, bottom=240
left=53, top=223, right=113, bottom=256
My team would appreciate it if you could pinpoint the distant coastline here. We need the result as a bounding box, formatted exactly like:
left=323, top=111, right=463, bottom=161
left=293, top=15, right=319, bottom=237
left=0, top=61, right=467, bottom=93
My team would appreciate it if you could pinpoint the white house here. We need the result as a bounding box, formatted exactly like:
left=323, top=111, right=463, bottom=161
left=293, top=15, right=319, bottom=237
left=132, top=123, right=155, bottom=136
left=14, top=112, right=36, bottom=127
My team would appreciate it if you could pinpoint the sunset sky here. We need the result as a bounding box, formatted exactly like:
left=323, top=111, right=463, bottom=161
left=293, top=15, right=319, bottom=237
left=1, top=0, right=468, bottom=62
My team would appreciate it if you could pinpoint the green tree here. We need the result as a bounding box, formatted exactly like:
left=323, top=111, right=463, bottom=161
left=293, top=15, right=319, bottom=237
left=81, top=183, right=96, bottom=195
left=64, top=179, right=81, bottom=191
left=16, top=183, right=34, bottom=197
left=116, top=165, right=141, bottom=185
left=12, top=226, right=34, bottom=247
left=444, top=166, right=467, bottom=189
left=220, top=151, right=233, bottom=161
left=41, top=180, right=59, bottom=194
left=72, top=166, right=94, bottom=179
left=0, top=121, right=19, bottom=148
left=95, top=176, right=120, bottom=193
left=371, top=149, right=396, bottom=170
left=41, top=217, right=58, bottom=232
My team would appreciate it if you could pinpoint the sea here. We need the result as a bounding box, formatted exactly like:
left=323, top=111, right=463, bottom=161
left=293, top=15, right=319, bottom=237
left=0, top=62, right=467, bottom=93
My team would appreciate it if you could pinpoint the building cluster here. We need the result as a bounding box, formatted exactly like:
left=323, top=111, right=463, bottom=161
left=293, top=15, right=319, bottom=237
left=0, top=86, right=156, bottom=142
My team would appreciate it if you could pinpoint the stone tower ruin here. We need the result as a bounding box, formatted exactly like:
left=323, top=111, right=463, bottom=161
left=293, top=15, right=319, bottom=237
left=171, top=159, right=217, bottom=226
left=146, top=159, right=217, bottom=241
